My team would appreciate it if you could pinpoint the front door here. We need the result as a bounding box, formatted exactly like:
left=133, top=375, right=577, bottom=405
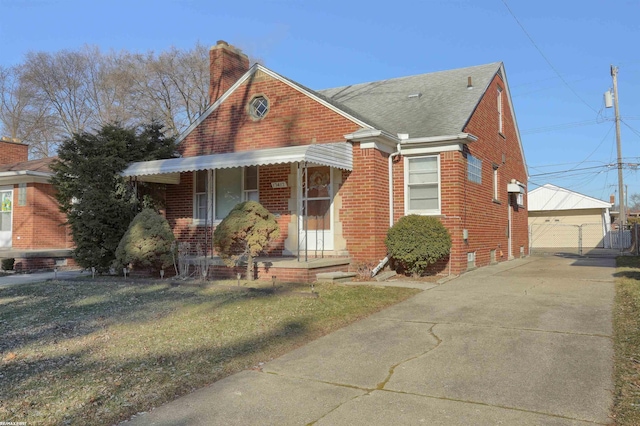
left=299, top=165, right=333, bottom=252
left=0, top=188, right=13, bottom=248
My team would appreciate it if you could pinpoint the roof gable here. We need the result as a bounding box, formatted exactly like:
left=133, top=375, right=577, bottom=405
left=529, top=184, right=612, bottom=211
left=177, top=64, right=375, bottom=144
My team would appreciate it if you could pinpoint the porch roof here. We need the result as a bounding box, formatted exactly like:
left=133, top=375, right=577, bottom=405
left=122, top=142, right=353, bottom=184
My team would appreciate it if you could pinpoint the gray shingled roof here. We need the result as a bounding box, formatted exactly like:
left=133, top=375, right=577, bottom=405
left=0, top=156, right=56, bottom=173
left=317, top=62, right=502, bottom=138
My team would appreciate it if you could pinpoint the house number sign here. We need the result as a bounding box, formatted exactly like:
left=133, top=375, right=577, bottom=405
left=271, top=181, right=287, bottom=188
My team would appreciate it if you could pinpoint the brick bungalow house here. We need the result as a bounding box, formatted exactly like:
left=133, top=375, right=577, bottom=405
left=0, top=138, right=74, bottom=271
left=123, top=40, right=528, bottom=281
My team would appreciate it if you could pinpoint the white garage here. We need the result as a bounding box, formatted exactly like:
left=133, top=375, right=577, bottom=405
left=528, top=184, right=612, bottom=253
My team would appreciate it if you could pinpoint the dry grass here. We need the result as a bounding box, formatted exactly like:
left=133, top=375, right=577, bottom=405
left=0, top=278, right=419, bottom=425
left=613, top=256, right=640, bottom=425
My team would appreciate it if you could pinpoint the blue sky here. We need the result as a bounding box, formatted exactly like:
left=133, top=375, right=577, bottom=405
left=1, top=0, right=639, bottom=202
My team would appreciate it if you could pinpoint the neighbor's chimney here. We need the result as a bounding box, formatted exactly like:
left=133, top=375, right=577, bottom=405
left=610, top=194, right=616, bottom=206
left=0, top=136, right=28, bottom=165
left=209, top=40, right=250, bottom=104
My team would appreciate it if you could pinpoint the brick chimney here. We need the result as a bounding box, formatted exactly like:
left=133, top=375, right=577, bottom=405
left=0, top=137, right=28, bottom=165
left=209, top=40, right=250, bottom=104
left=610, top=194, right=615, bottom=206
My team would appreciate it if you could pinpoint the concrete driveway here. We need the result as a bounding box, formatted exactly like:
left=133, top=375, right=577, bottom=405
left=124, top=254, right=615, bottom=425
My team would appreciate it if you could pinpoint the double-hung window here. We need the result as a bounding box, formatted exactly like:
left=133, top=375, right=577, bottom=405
left=497, top=87, right=503, bottom=134
left=467, top=154, right=482, bottom=184
left=193, top=165, right=259, bottom=224
left=493, top=165, right=499, bottom=201
left=405, top=156, right=440, bottom=215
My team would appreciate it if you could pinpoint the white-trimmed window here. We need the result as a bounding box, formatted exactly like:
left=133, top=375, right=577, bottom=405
left=193, top=166, right=259, bottom=224
left=497, top=87, right=503, bottom=134
left=467, top=154, right=482, bottom=184
left=18, top=183, right=27, bottom=206
left=405, top=155, right=440, bottom=215
left=493, top=166, right=499, bottom=200
left=194, top=170, right=208, bottom=221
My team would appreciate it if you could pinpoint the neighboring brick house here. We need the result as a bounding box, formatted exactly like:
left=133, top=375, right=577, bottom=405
left=123, top=40, right=528, bottom=281
left=0, top=138, right=74, bottom=271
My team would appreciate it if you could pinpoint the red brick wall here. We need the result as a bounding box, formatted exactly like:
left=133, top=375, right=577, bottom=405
left=12, top=182, right=71, bottom=250
left=166, top=164, right=294, bottom=255
left=167, top=67, right=527, bottom=276
left=0, top=140, right=29, bottom=165
left=392, top=73, right=528, bottom=275
left=211, top=263, right=350, bottom=282
left=169, top=70, right=361, bottom=256
left=14, top=256, right=78, bottom=272
left=340, top=144, right=390, bottom=265
left=461, top=73, right=529, bottom=266
left=180, top=70, right=360, bottom=157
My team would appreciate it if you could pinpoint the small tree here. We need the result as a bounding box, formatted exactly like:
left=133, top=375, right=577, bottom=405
left=113, top=208, right=175, bottom=274
left=213, top=201, right=280, bottom=281
left=385, top=215, right=451, bottom=277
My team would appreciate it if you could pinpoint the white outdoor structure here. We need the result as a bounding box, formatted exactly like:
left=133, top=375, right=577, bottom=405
left=528, top=184, right=614, bottom=250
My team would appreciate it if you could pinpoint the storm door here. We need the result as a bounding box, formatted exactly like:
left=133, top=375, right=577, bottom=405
left=299, top=165, right=333, bottom=252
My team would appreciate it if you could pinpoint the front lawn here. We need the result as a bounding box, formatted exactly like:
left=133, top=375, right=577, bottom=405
left=0, top=278, right=419, bottom=425
left=613, top=256, right=640, bottom=424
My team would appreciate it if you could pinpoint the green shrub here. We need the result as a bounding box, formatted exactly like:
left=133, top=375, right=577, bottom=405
left=1, top=258, right=15, bottom=271
left=385, top=215, right=451, bottom=276
left=213, top=201, right=280, bottom=280
left=113, top=208, right=175, bottom=273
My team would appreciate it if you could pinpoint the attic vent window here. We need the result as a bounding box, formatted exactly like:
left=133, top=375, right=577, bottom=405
left=408, top=93, right=422, bottom=99
left=249, top=96, right=269, bottom=120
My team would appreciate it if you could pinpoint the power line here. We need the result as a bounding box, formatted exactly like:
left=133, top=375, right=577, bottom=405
left=529, top=164, right=612, bottom=178
left=530, top=160, right=608, bottom=170
left=500, top=0, right=598, bottom=113
left=521, top=118, right=608, bottom=135
left=621, top=119, right=640, bottom=139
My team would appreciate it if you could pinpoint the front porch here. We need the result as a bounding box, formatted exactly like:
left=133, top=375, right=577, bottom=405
left=185, top=255, right=352, bottom=283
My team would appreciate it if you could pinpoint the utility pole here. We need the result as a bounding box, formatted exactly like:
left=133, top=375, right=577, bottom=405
left=611, top=65, right=625, bottom=250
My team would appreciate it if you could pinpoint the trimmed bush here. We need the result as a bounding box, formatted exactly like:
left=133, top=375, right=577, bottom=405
left=385, top=215, right=451, bottom=276
left=113, top=209, right=175, bottom=273
left=213, top=201, right=280, bottom=280
left=1, top=258, right=15, bottom=271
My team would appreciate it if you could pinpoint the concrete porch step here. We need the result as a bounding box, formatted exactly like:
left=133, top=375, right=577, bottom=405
left=315, top=271, right=357, bottom=283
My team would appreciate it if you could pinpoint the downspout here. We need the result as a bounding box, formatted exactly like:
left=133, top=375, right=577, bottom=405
left=371, top=142, right=401, bottom=278
left=388, top=143, right=401, bottom=227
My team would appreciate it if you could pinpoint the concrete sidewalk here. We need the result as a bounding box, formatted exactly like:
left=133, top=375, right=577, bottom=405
left=0, top=269, right=88, bottom=287
left=123, top=255, right=615, bottom=425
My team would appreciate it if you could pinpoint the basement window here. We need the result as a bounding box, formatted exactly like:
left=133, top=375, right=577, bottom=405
left=467, top=252, right=476, bottom=269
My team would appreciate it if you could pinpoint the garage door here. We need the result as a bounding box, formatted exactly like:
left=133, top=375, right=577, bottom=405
left=530, top=223, right=579, bottom=251
left=529, top=222, right=606, bottom=254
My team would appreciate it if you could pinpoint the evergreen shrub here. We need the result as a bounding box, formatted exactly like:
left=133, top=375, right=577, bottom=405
left=213, top=201, right=280, bottom=280
left=385, top=215, right=451, bottom=276
left=113, top=208, right=175, bottom=273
